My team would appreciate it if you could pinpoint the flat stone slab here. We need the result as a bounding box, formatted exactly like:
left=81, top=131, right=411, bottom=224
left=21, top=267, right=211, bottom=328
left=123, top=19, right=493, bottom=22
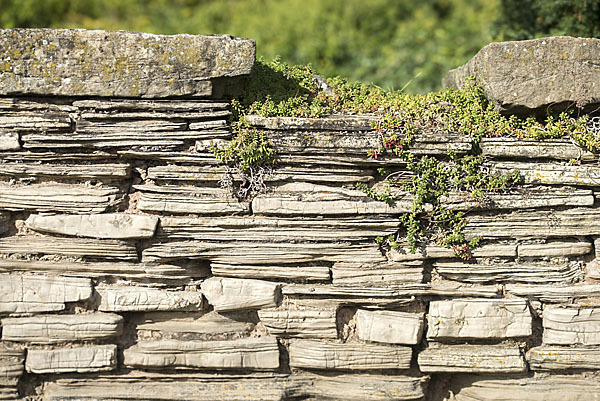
left=427, top=299, right=532, bottom=339
left=123, top=337, right=280, bottom=370
left=355, top=309, right=424, bottom=345
left=0, top=29, right=255, bottom=98
left=443, top=36, right=600, bottom=114
left=26, top=345, right=117, bottom=374
left=26, top=213, right=158, bottom=239
left=0, top=274, right=92, bottom=314
left=1, top=313, right=123, bottom=343
left=289, top=340, right=412, bottom=370
left=201, top=277, right=281, bottom=312
left=528, top=345, right=600, bottom=370
left=418, top=344, right=526, bottom=373
left=97, top=285, right=204, bottom=312
left=543, top=305, right=600, bottom=345
left=258, top=306, right=338, bottom=339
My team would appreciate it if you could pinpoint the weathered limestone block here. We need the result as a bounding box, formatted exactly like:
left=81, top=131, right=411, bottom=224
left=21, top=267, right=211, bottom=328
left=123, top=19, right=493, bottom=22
left=211, top=262, right=330, bottom=282
left=263, top=165, right=376, bottom=184
left=543, top=305, right=600, bottom=345
left=427, top=299, right=532, bottom=339
left=301, top=373, right=429, bottom=401
left=97, top=285, right=203, bottom=312
left=26, top=345, right=117, bottom=374
left=135, top=185, right=250, bottom=215
left=0, top=111, right=71, bottom=133
left=142, top=241, right=385, bottom=264
left=332, top=261, right=424, bottom=286
left=0, top=236, right=138, bottom=261
left=491, top=162, right=600, bottom=187
left=73, top=98, right=231, bottom=113
left=441, top=186, right=593, bottom=210
left=0, top=163, right=130, bottom=179
left=355, top=310, right=424, bottom=345
left=0, top=347, right=23, bottom=401
left=1, top=313, right=123, bottom=343
left=0, top=29, right=255, bottom=97
left=517, top=239, right=592, bottom=258
left=288, top=340, right=412, bottom=370
left=0, top=183, right=123, bottom=213
left=0, top=274, right=92, bottom=314
left=433, top=261, right=583, bottom=284
left=201, top=277, right=280, bottom=312
left=147, top=165, right=228, bottom=182
left=0, top=259, right=196, bottom=285
left=417, top=344, right=526, bottom=373
left=507, top=284, right=600, bottom=303
left=43, top=374, right=291, bottom=401
left=448, top=373, right=600, bottom=401
left=0, top=132, right=19, bottom=150
left=258, top=306, right=338, bottom=339
left=247, top=115, right=471, bottom=155
left=124, top=337, right=280, bottom=370
left=480, top=137, right=595, bottom=161
left=464, top=208, right=600, bottom=239
left=26, top=213, right=158, bottom=239
left=133, top=311, right=254, bottom=337
left=443, top=36, right=600, bottom=113
left=158, top=215, right=400, bottom=242
left=528, top=346, right=600, bottom=370
left=252, top=183, right=416, bottom=216
left=421, top=243, right=518, bottom=259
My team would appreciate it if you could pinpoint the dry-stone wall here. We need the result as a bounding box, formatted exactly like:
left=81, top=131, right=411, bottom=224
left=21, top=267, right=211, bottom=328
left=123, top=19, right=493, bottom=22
left=0, top=29, right=600, bottom=400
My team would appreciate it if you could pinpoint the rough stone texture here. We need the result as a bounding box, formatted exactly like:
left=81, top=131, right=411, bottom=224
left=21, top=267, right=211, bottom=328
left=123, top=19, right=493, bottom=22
left=26, top=345, right=117, bottom=374
left=0, top=347, right=23, bottom=401
left=0, top=162, right=131, bottom=179
left=124, top=337, right=280, bottom=370
left=132, top=311, right=255, bottom=337
left=0, top=132, right=19, bottom=150
left=288, top=340, right=412, bottom=370
left=418, top=345, right=527, bottom=373
left=332, top=261, right=423, bottom=286
left=448, top=374, right=600, bottom=401
left=542, top=305, right=600, bottom=345
left=443, top=36, right=600, bottom=114
left=97, top=285, right=204, bottom=312
left=1, top=313, right=123, bottom=343
left=301, top=374, right=429, bottom=401
left=491, top=162, right=600, bottom=187
left=201, top=277, right=281, bottom=312
left=0, top=29, right=255, bottom=98
left=355, top=310, right=424, bottom=345
left=26, top=213, right=158, bottom=239
left=517, top=239, right=592, bottom=258
left=427, top=299, right=532, bottom=339
left=527, top=346, right=600, bottom=370
left=258, top=306, right=338, bottom=339
left=0, top=274, right=92, bottom=314
left=0, top=212, right=9, bottom=235
left=480, top=137, right=595, bottom=161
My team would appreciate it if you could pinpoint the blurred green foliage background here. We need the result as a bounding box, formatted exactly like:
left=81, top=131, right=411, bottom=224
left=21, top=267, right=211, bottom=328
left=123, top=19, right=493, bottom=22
left=1, top=0, right=598, bottom=93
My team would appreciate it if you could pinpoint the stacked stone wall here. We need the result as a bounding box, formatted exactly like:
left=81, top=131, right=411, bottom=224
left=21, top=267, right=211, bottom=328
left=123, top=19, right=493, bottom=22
left=1, top=29, right=600, bottom=401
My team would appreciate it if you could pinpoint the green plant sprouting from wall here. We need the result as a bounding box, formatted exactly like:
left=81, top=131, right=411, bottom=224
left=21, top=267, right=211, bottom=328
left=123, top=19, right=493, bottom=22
left=215, top=57, right=596, bottom=257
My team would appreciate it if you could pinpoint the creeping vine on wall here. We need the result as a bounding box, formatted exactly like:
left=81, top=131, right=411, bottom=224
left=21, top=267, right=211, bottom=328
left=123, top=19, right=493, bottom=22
left=214, top=57, right=596, bottom=257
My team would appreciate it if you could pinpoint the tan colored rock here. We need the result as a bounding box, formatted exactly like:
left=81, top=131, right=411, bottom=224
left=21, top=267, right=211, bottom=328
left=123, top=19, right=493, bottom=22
left=26, top=213, right=158, bottom=239
left=528, top=346, right=600, bottom=370
left=332, top=261, right=423, bottom=286
left=418, top=344, right=526, bottom=373
left=301, top=373, right=429, bottom=401
left=427, top=299, right=532, bottom=339
left=1, top=313, right=123, bottom=343
left=211, top=262, right=330, bottom=282
left=0, top=29, right=254, bottom=97
left=26, top=345, right=117, bottom=374
left=97, top=285, right=203, bottom=312
left=491, top=162, right=600, bottom=187
left=0, top=347, right=23, bottom=401
left=0, top=274, right=92, bottom=314
left=433, top=261, right=583, bottom=284
left=289, top=340, right=412, bottom=370
left=0, top=132, right=19, bottom=151
left=133, top=311, right=254, bottom=337
left=252, top=183, right=416, bottom=216
left=0, top=162, right=130, bottom=179
left=480, top=137, right=595, bottom=161
left=258, top=306, right=338, bottom=339
left=448, top=373, right=600, bottom=401
left=517, top=239, right=592, bottom=258
left=124, top=337, right=279, bottom=370
left=0, top=183, right=123, bottom=213
left=355, top=310, right=424, bottom=345
left=201, top=277, right=280, bottom=312
left=543, top=305, right=600, bottom=345
left=506, top=283, right=600, bottom=302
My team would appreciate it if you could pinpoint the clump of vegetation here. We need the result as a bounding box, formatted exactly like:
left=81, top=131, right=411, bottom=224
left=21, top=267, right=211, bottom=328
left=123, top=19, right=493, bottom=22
left=217, top=57, right=595, bottom=257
